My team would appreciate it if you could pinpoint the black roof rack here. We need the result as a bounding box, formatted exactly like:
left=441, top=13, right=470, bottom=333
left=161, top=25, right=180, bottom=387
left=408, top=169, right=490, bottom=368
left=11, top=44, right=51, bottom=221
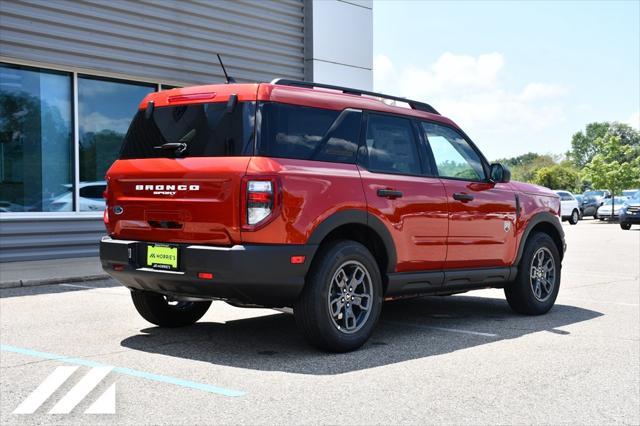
left=270, top=78, right=440, bottom=115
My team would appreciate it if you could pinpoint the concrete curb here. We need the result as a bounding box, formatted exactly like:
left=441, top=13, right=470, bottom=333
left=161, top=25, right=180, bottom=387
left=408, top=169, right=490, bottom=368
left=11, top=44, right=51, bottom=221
left=0, top=274, right=110, bottom=290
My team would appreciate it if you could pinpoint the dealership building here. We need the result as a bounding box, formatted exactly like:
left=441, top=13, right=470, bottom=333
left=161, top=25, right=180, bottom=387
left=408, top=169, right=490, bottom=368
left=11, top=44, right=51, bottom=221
left=0, top=0, right=373, bottom=262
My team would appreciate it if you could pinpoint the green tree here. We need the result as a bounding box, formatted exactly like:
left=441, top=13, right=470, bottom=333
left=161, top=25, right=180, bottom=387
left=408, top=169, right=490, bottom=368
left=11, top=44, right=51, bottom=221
left=582, top=134, right=640, bottom=218
left=568, top=122, right=640, bottom=168
left=532, top=163, right=582, bottom=193
left=495, top=152, right=556, bottom=183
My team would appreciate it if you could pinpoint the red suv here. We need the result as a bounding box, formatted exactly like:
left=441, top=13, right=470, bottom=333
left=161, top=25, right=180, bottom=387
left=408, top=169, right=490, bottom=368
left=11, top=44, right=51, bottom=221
left=100, top=79, right=565, bottom=352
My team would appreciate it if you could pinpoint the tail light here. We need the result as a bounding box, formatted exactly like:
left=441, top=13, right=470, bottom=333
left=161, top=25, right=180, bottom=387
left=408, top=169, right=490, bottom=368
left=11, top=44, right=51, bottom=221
left=241, top=177, right=278, bottom=230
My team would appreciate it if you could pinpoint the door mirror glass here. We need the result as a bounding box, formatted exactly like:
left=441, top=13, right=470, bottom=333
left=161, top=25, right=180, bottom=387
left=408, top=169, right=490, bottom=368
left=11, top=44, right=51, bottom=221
left=489, top=163, right=511, bottom=183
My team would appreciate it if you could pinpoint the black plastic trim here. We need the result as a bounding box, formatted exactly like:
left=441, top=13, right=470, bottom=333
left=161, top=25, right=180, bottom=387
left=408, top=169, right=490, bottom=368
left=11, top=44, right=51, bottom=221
left=271, top=78, right=440, bottom=115
left=307, top=209, right=397, bottom=273
left=386, top=266, right=516, bottom=297
left=100, top=238, right=317, bottom=307
left=513, top=211, right=565, bottom=266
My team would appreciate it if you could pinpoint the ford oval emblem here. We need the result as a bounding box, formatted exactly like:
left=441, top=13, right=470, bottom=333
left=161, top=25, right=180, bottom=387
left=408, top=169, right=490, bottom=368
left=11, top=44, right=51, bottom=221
left=113, top=206, right=124, bottom=215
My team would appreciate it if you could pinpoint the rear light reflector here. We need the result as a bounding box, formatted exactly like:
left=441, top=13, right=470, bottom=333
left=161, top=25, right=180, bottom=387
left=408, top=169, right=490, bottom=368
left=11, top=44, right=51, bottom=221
left=113, top=264, right=124, bottom=271
left=245, top=179, right=275, bottom=227
left=290, top=255, right=306, bottom=264
left=198, top=272, right=214, bottom=280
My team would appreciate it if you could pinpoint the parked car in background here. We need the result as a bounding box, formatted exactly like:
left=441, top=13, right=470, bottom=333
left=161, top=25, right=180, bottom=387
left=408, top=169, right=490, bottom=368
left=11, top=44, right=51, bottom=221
left=583, top=189, right=611, bottom=204
left=580, top=196, right=601, bottom=218
left=596, top=196, right=629, bottom=220
left=622, top=189, right=639, bottom=198
left=575, top=194, right=584, bottom=205
left=620, top=191, right=640, bottom=230
left=47, top=182, right=107, bottom=212
left=554, top=190, right=580, bottom=225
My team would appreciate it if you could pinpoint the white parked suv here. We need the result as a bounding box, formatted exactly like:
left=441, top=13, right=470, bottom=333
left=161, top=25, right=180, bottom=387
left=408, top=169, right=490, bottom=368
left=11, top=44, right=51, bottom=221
left=554, top=191, right=580, bottom=225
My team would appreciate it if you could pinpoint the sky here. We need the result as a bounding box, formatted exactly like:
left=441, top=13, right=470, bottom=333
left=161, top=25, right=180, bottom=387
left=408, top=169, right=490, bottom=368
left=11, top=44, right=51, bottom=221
left=373, top=0, right=640, bottom=160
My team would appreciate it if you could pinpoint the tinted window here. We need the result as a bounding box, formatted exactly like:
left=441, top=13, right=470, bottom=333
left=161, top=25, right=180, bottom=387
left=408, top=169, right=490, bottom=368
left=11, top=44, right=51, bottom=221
left=0, top=64, right=73, bottom=212
left=422, top=122, right=485, bottom=181
left=120, top=102, right=256, bottom=159
left=363, top=114, right=421, bottom=175
left=257, top=103, right=360, bottom=163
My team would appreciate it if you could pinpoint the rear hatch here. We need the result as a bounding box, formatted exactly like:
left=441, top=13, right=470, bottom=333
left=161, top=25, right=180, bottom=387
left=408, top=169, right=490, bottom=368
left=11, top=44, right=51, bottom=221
left=104, top=89, right=257, bottom=245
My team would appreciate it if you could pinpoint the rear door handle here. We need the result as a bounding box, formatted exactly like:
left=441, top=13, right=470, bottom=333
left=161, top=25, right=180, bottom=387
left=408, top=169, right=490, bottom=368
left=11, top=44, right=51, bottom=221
left=377, top=189, right=403, bottom=199
left=452, top=192, right=474, bottom=202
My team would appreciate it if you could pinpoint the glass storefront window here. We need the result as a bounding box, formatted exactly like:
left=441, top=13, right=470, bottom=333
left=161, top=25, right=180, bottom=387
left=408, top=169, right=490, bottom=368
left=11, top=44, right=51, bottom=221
left=78, top=76, right=155, bottom=211
left=0, top=64, right=73, bottom=212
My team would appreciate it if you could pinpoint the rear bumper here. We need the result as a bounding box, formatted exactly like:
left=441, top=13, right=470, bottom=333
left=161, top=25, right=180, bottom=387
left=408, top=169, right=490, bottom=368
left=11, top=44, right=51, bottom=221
left=100, top=236, right=317, bottom=307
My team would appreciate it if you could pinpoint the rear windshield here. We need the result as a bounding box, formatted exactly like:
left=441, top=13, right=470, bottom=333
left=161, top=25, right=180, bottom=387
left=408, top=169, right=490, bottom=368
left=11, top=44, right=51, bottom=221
left=119, top=102, right=255, bottom=159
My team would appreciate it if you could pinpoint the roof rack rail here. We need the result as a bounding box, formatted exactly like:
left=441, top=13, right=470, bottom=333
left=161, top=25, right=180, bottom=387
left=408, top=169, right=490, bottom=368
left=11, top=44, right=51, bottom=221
left=270, top=78, right=440, bottom=115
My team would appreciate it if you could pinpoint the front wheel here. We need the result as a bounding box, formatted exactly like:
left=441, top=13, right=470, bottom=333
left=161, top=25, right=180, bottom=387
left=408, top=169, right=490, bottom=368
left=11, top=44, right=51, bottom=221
left=568, top=209, right=579, bottom=225
left=505, top=232, right=561, bottom=315
left=131, top=290, right=211, bottom=327
left=620, top=223, right=631, bottom=230
left=294, top=240, right=382, bottom=352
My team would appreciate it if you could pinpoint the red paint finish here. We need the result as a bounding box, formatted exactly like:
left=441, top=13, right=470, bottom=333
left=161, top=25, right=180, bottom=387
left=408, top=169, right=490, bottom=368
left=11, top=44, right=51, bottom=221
left=441, top=180, right=517, bottom=268
left=358, top=168, right=448, bottom=272
left=241, top=157, right=367, bottom=245
left=105, top=81, right=563, bottom=277
left=104, top=157, right=250, bottom=245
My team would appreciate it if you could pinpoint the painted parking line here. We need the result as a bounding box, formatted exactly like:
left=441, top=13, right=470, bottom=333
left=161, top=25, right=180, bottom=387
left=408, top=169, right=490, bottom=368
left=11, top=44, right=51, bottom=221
left=0, top=344, right=245, bottom=398
left=382, top=320, right=498, bottom=337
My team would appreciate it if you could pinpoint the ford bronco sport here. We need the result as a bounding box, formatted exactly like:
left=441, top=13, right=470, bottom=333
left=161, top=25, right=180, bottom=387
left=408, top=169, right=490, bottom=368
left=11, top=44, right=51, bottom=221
left=100, top=79, right=566, bottom=352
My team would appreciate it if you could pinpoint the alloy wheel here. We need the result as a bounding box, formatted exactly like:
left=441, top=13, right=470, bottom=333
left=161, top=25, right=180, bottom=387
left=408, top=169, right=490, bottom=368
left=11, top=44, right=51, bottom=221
left=529, top=247, right=556, bottom=302
left=327, top=260, right=373, bottom=334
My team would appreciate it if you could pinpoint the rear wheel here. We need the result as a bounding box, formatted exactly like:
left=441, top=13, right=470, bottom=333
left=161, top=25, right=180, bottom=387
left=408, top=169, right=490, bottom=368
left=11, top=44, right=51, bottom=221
left=131, top=290, right=211, bottom=327
left=568, top=209, right=579, bottom=225
left=505, top=232, right=560, bottom=315
left=620, top=223, right=631, bottom=230
left=294, top=240, right=382, bottom=352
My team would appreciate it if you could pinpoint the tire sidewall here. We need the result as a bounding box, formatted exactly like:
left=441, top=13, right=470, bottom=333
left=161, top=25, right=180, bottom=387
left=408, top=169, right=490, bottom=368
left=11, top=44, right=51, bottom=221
left=305, top=241, right=382, bottom=350
left=512, top=233, right=561, bottom=314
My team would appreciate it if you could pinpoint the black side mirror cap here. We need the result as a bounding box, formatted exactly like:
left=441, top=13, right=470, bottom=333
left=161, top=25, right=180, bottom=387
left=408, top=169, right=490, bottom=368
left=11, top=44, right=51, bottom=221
left=489, top=163, right=511, bottom=183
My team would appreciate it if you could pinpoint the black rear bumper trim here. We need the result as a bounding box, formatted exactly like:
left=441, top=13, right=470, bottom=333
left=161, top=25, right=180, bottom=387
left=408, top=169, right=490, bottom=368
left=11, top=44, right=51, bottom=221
left=100, top=237, right=317, bottom=307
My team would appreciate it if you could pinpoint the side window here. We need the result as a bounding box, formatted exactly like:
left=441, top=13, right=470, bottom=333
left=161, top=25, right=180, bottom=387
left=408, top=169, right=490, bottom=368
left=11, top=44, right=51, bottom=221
left=421, top=122, right=486, bottom=181
left=257, top=103, right=360, bottom=163
left=363, top=114, right=421, bottom=175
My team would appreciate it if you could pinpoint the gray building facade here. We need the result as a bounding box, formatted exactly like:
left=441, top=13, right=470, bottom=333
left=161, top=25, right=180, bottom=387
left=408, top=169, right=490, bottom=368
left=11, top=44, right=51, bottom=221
left=0, top=0, right=372, bottom=262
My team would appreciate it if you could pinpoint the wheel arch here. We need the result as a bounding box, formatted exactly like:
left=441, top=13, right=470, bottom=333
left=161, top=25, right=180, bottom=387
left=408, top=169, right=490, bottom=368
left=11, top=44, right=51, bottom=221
left=307, top=210, right=397, bottom=276
left=514, top=212, right=565, bottom=266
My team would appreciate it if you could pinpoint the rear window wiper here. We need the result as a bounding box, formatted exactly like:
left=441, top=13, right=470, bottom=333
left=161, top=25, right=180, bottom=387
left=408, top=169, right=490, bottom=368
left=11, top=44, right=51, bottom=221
left=154, top=142, right=187, bottom=156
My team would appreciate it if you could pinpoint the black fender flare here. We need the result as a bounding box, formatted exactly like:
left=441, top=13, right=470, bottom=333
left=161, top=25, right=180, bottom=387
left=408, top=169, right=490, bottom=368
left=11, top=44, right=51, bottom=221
left=307, top=209, right=397, bottom=273
left=514, top=211, right=565, bottom=266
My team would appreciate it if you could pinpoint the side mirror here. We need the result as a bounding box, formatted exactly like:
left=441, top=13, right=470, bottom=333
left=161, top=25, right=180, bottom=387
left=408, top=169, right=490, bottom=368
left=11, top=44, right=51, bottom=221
left=489, top=163, right=511, bottom=183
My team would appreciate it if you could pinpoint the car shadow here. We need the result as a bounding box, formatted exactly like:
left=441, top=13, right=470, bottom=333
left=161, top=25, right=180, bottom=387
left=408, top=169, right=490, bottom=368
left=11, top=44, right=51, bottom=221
left=120, top=295, right=603, bottom=375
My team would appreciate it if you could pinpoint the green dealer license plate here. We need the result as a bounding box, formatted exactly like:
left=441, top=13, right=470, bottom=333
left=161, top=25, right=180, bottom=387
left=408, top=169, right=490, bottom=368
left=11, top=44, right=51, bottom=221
left=147, top=245, right=178, bottom=271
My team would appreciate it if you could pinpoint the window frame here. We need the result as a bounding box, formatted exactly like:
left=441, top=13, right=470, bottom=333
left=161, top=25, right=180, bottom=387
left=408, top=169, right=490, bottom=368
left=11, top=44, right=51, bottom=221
left=356, top=110, right=429, bottom=178
left=0, top=59, right=185, bottom=218
left=255, top=101, right=362, bottom=164
left=418, top=119, right=491, bottom=183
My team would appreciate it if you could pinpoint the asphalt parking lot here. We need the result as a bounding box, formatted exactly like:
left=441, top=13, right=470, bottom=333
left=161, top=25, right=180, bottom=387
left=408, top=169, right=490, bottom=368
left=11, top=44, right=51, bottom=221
left=1, top=219, right=638, bottom=425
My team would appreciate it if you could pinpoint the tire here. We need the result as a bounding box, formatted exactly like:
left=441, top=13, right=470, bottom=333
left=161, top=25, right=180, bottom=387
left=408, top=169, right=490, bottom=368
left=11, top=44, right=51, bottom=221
left=294, top=240, right=383, bottom=352
left=131, top=290, right=211, bottom=327
left=504, top=232, right=561, bottom=315
left=620, top=223, right=631, bottom=230
left=594, top=212, right=599, bottom=220
left=568, top=209, right=579, bottom=225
